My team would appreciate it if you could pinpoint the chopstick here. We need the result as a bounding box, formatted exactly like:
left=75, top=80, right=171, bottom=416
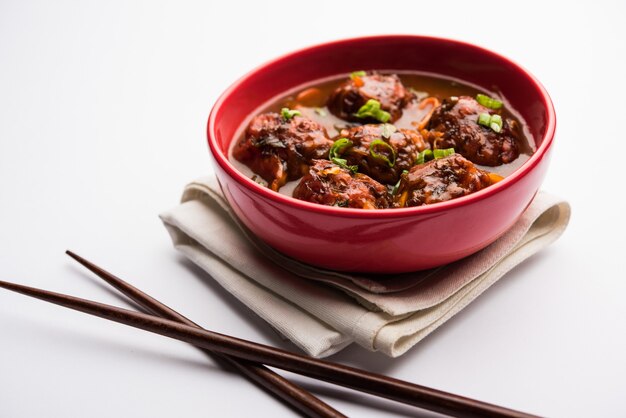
left=0, top=278, right=537, bottom=418
left=65, top=251, right=344, bottom=418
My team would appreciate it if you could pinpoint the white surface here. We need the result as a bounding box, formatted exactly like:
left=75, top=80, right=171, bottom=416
left=0, top=1, right=624, bottom=417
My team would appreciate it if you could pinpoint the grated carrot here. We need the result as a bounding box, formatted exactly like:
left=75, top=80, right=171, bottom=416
left=416, top=97, right=440, bottom=130
left=488, top=173, right=504, bottom=184
left=398, top=191, right=408, bottom=208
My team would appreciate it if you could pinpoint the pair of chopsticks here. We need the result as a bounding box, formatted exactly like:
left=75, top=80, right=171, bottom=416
left=0, top=251, right=539, bottom=418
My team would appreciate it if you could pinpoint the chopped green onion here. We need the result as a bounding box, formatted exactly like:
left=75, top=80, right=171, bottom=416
left=369, top=139, right=396, bottom=167
left=433, top=148, right=455, bottom=159
left=281, top=107, right=301, bottom=120
left=489, top=114, right=503, bottom=133
left=330, top=138, right=353, bottom=160
left=331, top=157, right=358, bottom=174
left=476, top=93, right=503, bottom=109
left=350, top=70, right=367, bottom=79
left=392, top=170, right=409, bottom=195
left=477, top=112, right=503, bottom=133
left=380, top=123, right=397, bottom=139
left=354, top=99, right=391, bottom=123
left=478, top=113, right=491, bottom=127
left=416, top=149, right=433, bottom=164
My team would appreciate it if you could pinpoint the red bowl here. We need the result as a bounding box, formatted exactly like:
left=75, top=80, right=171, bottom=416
left=207, top=35, right=555, bottom=273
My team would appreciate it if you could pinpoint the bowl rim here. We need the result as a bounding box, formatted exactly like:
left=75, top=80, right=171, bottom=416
left=207, top=34, right=556, bottom=219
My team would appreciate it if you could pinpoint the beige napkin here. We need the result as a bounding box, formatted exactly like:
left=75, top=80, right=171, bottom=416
left=160, top=177, right=570, bottom=358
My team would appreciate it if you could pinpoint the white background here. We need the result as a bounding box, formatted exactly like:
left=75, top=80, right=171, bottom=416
left=1, top=1, right=625, bottom=417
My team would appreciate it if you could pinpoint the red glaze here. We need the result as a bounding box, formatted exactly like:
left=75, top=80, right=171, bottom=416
left=207, top=35, right=556, bottom=273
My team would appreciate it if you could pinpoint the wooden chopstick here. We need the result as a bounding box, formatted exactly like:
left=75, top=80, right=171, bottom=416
left=0, top=278, right=538, bottom=418
left=65, top=251, right=344, bottom=418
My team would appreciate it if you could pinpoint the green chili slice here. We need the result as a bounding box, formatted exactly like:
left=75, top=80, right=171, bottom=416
left=416, top=149, right=433, bottom=165
left=369, top=139, right=396, bottom=167
left=330, top=138, right=352, bottom=160
left=416, top=147, right=455, bottom=164
left=330, top=138, right=357, bottom=173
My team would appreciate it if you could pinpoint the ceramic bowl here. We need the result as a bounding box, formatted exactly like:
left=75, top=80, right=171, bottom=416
left=207, top=35, right=555, bottom=273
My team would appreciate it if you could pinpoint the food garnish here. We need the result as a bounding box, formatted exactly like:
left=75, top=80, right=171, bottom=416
left=476, top=93, right=503, bottom=109
left=330, top=138, right=358, bottom=173
left=369, top=139, right=396, bottom=167
left=354, top=99, right=391, bottom=123
left=281, top=107, right=301, bottom=120
left=477, top=113, right=503, bottom=133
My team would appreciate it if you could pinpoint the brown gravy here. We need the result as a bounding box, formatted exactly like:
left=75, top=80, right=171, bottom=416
left=230, top=72, right=535, bottom=192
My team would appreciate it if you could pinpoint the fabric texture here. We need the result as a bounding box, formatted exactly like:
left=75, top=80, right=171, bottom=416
left=160, top=176, right=570, bottom=358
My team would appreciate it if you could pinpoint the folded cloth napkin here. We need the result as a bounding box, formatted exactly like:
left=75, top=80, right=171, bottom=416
left=160, top=177, right=570, bottom=358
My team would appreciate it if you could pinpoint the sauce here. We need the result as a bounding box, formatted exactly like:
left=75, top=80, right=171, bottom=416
left=230, top=72, right=535, bottom=197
